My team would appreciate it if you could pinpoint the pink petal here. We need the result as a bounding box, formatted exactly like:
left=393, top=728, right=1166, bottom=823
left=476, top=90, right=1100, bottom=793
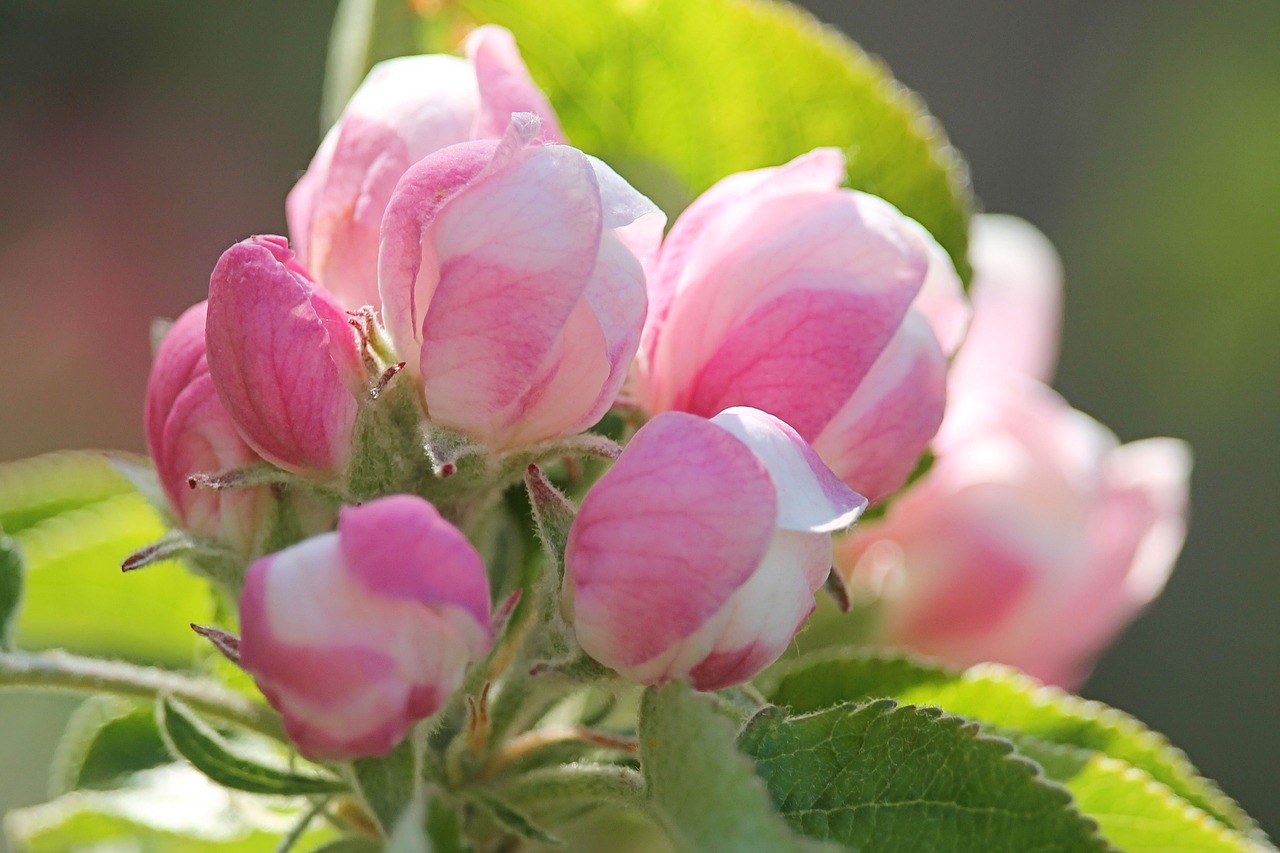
left=206, top=236, right=361, bottom=478
left=711, top=407, right=865, bottom=532
left=567, top=412, right=776, bottom=671
left=903, top=218, right=969, bottom=356
left=813, top=310, right=948, bottom=502
left=467, top=25, right=565, bottom=143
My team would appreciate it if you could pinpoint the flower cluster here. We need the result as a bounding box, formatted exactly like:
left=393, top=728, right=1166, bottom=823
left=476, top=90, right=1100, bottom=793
left=139, top=27, right=1188, bottom=762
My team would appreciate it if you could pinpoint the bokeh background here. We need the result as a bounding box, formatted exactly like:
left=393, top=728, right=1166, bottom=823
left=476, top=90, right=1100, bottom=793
left=1, top=0, right=1276, bottom=844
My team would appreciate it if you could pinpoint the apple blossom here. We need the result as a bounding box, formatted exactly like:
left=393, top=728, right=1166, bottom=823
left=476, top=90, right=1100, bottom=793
left=287, top=26, right=564, bottom=310
left=205, top=235, right=365, bottom=481
left=566, top=407, right=865, bottom=691
left=238, top=495, right=491, bottom=760
left=144, top=301, right=272, bottom=555
left=837, top=216, right=1190, bottom=687
left=633, top=148, right=962, bottom=502
left=379, top=113, right=663, bottom=451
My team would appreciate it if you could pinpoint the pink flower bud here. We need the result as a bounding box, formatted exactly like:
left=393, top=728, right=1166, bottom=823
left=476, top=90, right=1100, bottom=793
left=288, top=26, right=564, bottom=310
left=838, top=382, right=1190, bottom=688
left=239, top=495, right=492, bottom=760
left=634, top=148, right=960, bottom=502
left=379, top=114, right=663, bottom=450
left=144, top=301, right=272, bottom=554
left=566, top=407, right=865, bottom=691
left=206, top=236, right=364, bottom=480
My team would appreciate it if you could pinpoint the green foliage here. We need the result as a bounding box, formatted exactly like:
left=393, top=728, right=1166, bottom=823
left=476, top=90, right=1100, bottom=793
left=49, top=697, right=171, bottom=795
left=0, top=452, right=215, bottom=666
left=158, top=698, right=345, bottom=796
left=740, top=699, right=1108, bottom=852
left=4, top=767, right=339, bottom=853
left=473, top=791, right=558, bottom=845
left=766, top=651, right=1276, bottom=852
left=0, top=535, right=22, bottom=649
left=352, top=738, right=419, bottom=835
left=419, top=0, right=973, bottom=281
left=638, top=681, right=829, bottom=853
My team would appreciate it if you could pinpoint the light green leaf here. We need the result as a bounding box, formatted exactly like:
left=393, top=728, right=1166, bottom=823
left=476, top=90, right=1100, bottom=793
left=353, top=738, right=420, bottom=835
left=311, top=840, right=385, bottom=853
left=766, top=651, right=1261, bottom=839
left=740, top=699, right=1109, bottom=852
left=13, top=492, right=214, bottom=666
left=323, top=0, right=422, bottom=131
left=428, top=0, right=973, bottom=281
left=5, top=766, right=339, bottom=853
left=0, top=534, right=22, bottom=648
left=158, top=698, right=346, bottom=796
left=0, top=451, right=142, bottom=535
left=49, top=697, right=171, bottom=795
left=638, top=681, right=831, bottom=853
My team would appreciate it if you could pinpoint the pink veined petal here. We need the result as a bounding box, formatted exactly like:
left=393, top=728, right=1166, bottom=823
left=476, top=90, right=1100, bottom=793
left=336, top=496, right=491, bottom=652
left=587, top=155, right=667, bottom=277
left=681, top=284, right=912, bottom=440
left=378, top=141, right=498, bottom=371
left=206, top=236, right=360, bottom=478
left=954, top=214, right=1063, bottom=388
left=646, top=189, right=927, bottom=419
left=711, top=407, right=865, bottom=533
left=145, top=302, right=210, bottom=457
left=812, top=309, right=948, bottom=502
left=640, top=148, right=846, bottom=372
left=467, top=25, right=565, bottom=143
left=416, top=140, right=604, bottom=444
left=567, top=412, right=777, bottom=670
left=685, top=529, right=832, bottom=691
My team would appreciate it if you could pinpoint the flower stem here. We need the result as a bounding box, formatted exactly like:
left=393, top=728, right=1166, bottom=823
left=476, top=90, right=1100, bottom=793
left=480, top=725, right=638, bottom=780
left=494, top=763, right=646, bottom=812
left=0, top=648, right=283, bottom=740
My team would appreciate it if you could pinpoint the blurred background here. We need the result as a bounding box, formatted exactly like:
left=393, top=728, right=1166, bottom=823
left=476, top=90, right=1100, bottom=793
left=1, top=0, right=1276, bottom=843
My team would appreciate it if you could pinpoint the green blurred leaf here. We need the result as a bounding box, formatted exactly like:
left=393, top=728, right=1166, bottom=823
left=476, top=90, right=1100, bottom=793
left=638, top=681, right=829, bottom=853
left=766, top=651, right=1262, bottom=838
left=0, top=451, right=150, bottom=534
left=5, top=766, right=338, bottom=853
left=311, top=839, right=385, bottom=853
left=1, top=534, right=22, bottom=648
left=158, top=698, right=345, bottom=796
left=49, top=697, right=171, bottom=795
left=353, top=737, right=419, bottom=835
left=740, top=699, right=1108, bottom=852
left=13, top=492, right=214, bottom=666
left=323, top=0, right=421, bottom=131
left=428, top=0, right=973, bottom=280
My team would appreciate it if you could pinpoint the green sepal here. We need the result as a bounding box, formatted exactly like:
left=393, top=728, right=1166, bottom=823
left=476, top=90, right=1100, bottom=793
left=472, top=791, right=560, bottom=845
left=352, top=737, right=419, bottom=836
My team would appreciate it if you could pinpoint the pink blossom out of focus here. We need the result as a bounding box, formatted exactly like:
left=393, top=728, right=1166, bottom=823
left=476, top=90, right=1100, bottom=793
left=144, top=301, right=272, bottom=555
left=205, top=235, right=365, bottom=481
left=287, top=25, right=564, bottom=310
left=238, top=495, right=492, bottom=761
left=837, top=216, right=1190, bottom=687
left=633, top=148, right=966, bottom=503
left=379, top=113, right=664, bottom=451
left=566, top=407, right=865, bottom=691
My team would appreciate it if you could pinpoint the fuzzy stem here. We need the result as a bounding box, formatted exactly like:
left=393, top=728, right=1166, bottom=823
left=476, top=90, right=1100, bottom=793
left=0, top=648, right=283, bottom=740
left=480, top=725, right=638, bottom=781
left=494, top=763, right=646, bottom=812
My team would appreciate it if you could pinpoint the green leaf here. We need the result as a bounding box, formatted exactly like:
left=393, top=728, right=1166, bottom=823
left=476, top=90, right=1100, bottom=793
left=0, top=534, right=22, bottom=649
left=5, top=767, right=339, bottom=853
left=426, top=796, right=469, bottom=853
left=429, top=0, right=973, bottom=281
left=638, top=681, right=829, bottom=853
left=0, top=451, right=141, bottom=535
left=13, top=492, right=215, bottom=666
left=353, top=737, right=420, bottom=835
left=310, top=840, right=385, bottom=853
left=49, top=697, right=171, bottom=795
left=158, top=697, right=345, bottom=796
left=323, top=0, right=422, bottom=131
left=767, top=651, right=1261, bottom=838
left=740, top=699, right=1109, bottom=852
left=1009, top=741, right=1275, bottom=853
left=473, top=791, right=559, bottom=845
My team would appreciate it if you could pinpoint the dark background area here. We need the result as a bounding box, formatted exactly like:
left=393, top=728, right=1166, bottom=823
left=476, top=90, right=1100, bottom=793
left=1, top=0, right=1276, bottom=842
